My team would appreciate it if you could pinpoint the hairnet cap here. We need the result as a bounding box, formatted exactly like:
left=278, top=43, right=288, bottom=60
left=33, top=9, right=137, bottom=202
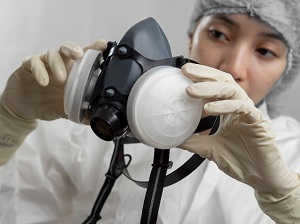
left=188, top=0, right=300, bottom=118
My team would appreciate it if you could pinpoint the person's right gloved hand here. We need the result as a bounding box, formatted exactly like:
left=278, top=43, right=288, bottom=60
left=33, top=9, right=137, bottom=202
left=0, top=40, right=107, bottom=165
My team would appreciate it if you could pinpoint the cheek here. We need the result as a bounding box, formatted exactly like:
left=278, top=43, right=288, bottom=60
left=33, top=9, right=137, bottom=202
left=247, top=62, right=285, bottom=104
left=189, top=41, right=221, bottom=68
left=246, top=77, right=272, bottom=104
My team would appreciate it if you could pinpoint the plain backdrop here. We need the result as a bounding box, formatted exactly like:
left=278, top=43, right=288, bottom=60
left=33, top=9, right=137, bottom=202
left=0, top=0, right=299, bottom=122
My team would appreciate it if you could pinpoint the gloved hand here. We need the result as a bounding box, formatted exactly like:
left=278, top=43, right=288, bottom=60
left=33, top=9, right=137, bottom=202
left=179, top=63, right=300, bottom=223
left=0, top=40, right=107, bottom=165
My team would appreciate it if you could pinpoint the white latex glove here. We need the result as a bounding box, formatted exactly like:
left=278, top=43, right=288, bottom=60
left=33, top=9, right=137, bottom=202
left=0, top=40, right=107, bottom=165
left=179, top=63, right=300, bottom=223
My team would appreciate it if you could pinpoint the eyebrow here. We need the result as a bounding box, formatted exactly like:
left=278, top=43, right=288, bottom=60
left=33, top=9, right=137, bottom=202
left=213, top=14, right=287, bottom=44
left=259, top=32, right=287, bottom=45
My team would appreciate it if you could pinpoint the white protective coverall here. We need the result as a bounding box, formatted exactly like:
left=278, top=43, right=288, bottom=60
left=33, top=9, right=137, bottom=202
left=1, top=102, right=299, bottom=224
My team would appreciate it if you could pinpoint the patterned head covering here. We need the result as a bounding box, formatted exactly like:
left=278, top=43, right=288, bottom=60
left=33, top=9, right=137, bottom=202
left=188, top=0, right=300, bottom=118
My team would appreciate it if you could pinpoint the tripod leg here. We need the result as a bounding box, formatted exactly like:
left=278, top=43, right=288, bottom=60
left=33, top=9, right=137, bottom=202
left=82, top=139, right=126, bottom=224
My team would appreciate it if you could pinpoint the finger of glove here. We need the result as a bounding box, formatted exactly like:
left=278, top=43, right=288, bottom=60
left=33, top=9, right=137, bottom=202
left=83, top=39, right=107, bottom=52
left=181, top=63, right=235, bottom=83
left=59, top=41, right=84, bottom=59
left=40, top=49, right=68, bottom=84
left=186, top=81, right=248, bottom=101
left=22, top=55, right=50, bottom=87
left=59, top=41, right=84, bottom=74
left=204, top=100, right=262, bottom=122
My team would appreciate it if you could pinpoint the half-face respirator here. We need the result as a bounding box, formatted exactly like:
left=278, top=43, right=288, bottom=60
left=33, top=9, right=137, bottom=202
left=64, top=17, right=217, bottom=224
left=64, top=17, right=203, bottom=149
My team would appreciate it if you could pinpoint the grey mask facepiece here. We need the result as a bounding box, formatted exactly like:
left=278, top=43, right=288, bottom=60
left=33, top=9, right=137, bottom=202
left=188, top=0, right=300, bottom=118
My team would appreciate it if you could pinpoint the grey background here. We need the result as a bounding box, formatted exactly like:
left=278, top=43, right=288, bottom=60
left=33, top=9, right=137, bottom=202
left=0, top=0, right=299, bottom=122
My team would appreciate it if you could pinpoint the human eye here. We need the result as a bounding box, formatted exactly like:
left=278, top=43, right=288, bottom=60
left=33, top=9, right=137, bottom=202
left=209, top=29, right=227, bottom=41
left=256, top=48, right=277, bottom=58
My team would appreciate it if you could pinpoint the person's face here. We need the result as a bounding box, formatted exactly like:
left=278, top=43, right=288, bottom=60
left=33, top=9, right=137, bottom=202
left=189, top=14, right=288, bottom=105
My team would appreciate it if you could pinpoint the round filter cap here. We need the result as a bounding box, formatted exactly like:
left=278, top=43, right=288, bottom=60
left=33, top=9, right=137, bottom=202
left=127, top=66, right=203, bottom=149
left=64, top=49, right=101, bottom=124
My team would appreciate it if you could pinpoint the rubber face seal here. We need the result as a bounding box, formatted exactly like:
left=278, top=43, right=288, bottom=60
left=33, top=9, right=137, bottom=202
left=127, top=66, right=203, bottom=149
left=64, top=49, right=101, bottom=124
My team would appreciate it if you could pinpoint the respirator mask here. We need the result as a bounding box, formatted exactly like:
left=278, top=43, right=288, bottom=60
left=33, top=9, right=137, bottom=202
left=64, top=17, right=218, bottom=224
left=64, top=17, right=203, bottom=149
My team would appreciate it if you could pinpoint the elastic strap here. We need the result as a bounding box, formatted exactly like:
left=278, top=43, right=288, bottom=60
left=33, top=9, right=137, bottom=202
left=120, top=116, right=219, bottom=188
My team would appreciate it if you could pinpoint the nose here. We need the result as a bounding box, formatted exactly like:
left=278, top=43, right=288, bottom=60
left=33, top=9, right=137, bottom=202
left=218, top=44, right=250, bottom=82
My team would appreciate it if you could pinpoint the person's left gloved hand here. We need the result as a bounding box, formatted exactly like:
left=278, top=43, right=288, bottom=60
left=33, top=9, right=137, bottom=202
left=179, top=63, right=300, bottom=223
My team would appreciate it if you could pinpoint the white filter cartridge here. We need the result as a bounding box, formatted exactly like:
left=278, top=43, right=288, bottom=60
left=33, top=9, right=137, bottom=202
left=127, top=66, right=203, bottom=149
